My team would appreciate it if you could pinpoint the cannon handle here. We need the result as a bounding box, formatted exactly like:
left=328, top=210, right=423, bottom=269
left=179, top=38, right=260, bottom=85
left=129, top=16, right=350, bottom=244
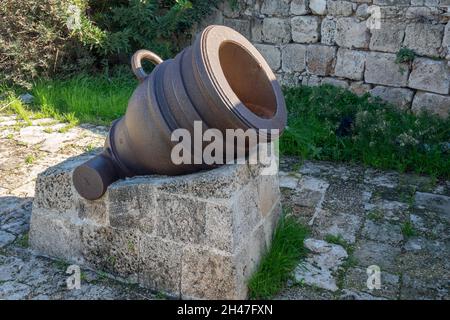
left=131, top=49, right=163, bottom=82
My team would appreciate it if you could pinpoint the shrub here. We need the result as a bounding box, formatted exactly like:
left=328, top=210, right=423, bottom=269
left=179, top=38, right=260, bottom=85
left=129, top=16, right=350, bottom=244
left=0, top=0, right=103, bottom=88
left=0, top=0, right=220, bottom=88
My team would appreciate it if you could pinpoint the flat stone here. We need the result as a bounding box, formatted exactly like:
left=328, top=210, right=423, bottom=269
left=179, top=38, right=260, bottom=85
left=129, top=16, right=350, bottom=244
left=262, top=18, right=291, bottom=44
left=408, top=58, right=450, bottom=95
left=309, top=0, right=327, bottom=15
left=369, top=23, right=405, bottom=53
left=364, top=199, right=409, bottom=222
left=353, top=241, right=401, bottom=273
left=17, top=126, right=46, bottom=145
left=365, top=52, right=409, bottom=87
left=291, top=16, right=320, bottom=44
left=281, top=44, right=307, bottom=73
left=0, top=281, right=31, bottom=300
left=290, top=0, right=308, bottom=15
left=412, top=92, right=450, bottom=119
left=327, top=1, right=353, bottom=16
left=370, top=86, right=414, bottom=110
left=0, top=230, right=16, bottom=247
left=401, top=275, right=449, bottom=300
left=321, top=77, right=349, bottom=89
left=321, top=18, right=336, bottom=45
left=350, top=81, right=372, bottom=96
left=254, top=44, right=281, bottom=71
left=334, top=48, right=366, bottom=80
left=314, top=211, right=362, bottom=244
left=343, top=267, right=400, bottom=299
left=306, top=45, right=337, bottom=76
left=335, top=17, right=370, bottom=49
left=294, top=239, right=348, bottom=292
left=414, top=192, right=450, bottom=217
left=403, top=23, right=444, bottom=57
left=361, top=220, right=403, bottom=245
left=223, top=19, right=251, bottom=40
left=364, top=169, right=399, bottom=189
left=340, top=289, right=387, bottom=300
left=261, top=0, right=290, bottom=16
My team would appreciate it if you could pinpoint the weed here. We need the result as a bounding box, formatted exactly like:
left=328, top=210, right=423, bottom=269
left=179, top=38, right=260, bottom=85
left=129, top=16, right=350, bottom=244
left=248, top=214, right=309, bottom=299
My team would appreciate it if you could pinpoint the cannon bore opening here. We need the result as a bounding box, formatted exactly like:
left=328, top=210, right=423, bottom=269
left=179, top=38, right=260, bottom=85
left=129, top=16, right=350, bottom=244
left=219, top=41, right=277, bottom=120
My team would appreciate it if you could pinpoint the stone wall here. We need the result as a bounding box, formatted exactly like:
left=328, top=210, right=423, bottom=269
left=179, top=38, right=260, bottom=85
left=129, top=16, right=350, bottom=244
left=193, top=0, right=450, bottom=117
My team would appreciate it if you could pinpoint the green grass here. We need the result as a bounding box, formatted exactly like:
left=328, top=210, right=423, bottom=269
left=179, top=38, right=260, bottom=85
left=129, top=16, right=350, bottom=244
left=281, top=85, right=450, bottom=179
left=248, top=214, right=309, bottom=300
left=31, top=70, right=136, bottom=126
left=24, top=154, right=36, bottom=164
left=14, top=233, right=29, bottom=248
left=401, top=221, right=417, bottom=238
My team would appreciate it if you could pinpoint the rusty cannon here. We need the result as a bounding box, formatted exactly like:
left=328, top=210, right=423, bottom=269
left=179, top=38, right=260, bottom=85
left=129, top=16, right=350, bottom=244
left=73, top=25, right=287, bottom=200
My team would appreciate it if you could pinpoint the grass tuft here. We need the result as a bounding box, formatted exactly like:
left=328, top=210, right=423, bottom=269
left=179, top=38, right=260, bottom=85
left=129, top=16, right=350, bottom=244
left=31, top=71, right=136, bottom=126
left=401, top=221, right=417, bottom=238
left=248, top=214, right=309, bottom=300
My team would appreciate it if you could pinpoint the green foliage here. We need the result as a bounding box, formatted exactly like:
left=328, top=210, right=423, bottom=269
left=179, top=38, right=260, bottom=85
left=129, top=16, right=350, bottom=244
left=402, top=221, right=417, bottom=238
left=281, top=85, right=450, bottom=179
left=1, top=0, right=220, bottom=88
left=0, top=91, right=33, bottom=124
left=31, top=69, right=136, bottom=125
left=248, top=214, right=309, bottom=300
left=396, top=48, right=415, bottom=64
left=0, top=0, right=102, bottom=88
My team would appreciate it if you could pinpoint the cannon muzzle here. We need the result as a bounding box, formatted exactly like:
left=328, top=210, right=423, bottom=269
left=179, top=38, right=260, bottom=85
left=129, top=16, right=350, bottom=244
left=73, top=25, right=287, bottom=200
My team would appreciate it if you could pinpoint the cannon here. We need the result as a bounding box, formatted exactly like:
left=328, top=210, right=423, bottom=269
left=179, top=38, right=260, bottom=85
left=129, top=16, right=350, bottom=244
left=73, top=25, right=287, bottom=200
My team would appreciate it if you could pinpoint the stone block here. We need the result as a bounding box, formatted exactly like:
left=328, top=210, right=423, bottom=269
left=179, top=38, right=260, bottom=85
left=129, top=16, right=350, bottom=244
left=443, top=23, right=450, bottom=59
left=290, top=0, right=308, bottom=15
left=412, top=92, right=450, bottom=118
left=310, top=0, right=327, bottom=15
left=261, top=0, right=291, bottom=16
left=223, top=18, right=251, bottom=40
left=30, top=152, right=282, bottom=299
left=292, top=16, right=320, bottom=44
left=321, top=77, right=349, bottom=89
left=334, top=48, right=366, bottom=80
left=370, top=86, right=414, bottom=110
left=262, top=18, right=291, bottom=44
left=251, top=17, right=264, bottom=42
left=282, top=44, right=307, bottom=72
left=327, top=1, right=353, bottom=16
left=369, top=23, right=405, bottom=53
left=350, top=81, right=371, bottom=96
left=365, top=52, right=410, bottom=87
left=139, top=235, right=182, bottom=295
left=335, top=17, right=370, bottom=49
left=306, top=45, right=337, bottom=76
left=254, top=44, right=281, bottom=71
left=408, top=58, right=450, bottom=95
left=321, top=18, right=337, bottom=45
left=403, top=23, right=444, bottom=57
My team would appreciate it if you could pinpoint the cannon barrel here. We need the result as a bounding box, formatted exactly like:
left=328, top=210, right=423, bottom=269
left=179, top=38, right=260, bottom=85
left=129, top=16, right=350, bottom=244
left=73, top=25, right=287, bottom=200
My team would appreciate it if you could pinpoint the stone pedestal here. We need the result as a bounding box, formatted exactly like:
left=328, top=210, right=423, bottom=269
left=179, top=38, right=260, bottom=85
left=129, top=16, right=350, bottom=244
left=30, top=153, right=282, bottom=299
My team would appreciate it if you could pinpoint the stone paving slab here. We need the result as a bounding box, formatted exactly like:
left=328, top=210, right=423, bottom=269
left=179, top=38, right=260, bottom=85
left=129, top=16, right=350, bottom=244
left=0, top=114, right=449, bottom=300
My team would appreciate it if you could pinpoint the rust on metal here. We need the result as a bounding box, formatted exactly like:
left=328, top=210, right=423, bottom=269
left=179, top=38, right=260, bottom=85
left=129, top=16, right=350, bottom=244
left=73, top=25, right=287, bottom=200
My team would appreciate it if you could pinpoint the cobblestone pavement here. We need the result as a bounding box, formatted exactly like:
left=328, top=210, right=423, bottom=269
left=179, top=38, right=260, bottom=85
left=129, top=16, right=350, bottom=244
left=277, top=158, right=449, bottom=300
left=1, top=114, right=449, bottom=300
